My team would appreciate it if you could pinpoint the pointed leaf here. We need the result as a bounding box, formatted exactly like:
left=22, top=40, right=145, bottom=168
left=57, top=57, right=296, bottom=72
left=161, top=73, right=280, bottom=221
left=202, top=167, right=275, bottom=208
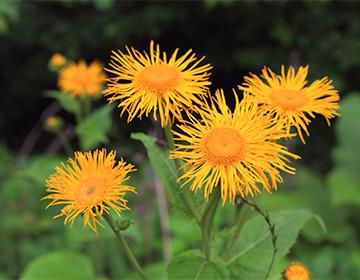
left=225, top=209, right=314, bottom=280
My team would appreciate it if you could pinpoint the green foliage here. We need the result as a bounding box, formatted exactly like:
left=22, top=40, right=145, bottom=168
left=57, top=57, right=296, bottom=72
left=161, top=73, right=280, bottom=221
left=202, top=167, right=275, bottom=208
left=20, top=251, right=95, bottom=280
left=128, top=263, right=166, bottom=280
left=131, top=132, right=192, bottom=217
left=76, top=105, right=113, bottom=150
left=46, top=90, right=81, bottom=115
left=1, top=1, right=359, bottom=279
left=257, top=167, right=352, bottom=243
left=328, top=93, right=360, bottom=206
left=17, top=155, right=63, bottom=184
left=168, top=250, right=229, bottom=280
left=224, top=209, right=314, bottom=280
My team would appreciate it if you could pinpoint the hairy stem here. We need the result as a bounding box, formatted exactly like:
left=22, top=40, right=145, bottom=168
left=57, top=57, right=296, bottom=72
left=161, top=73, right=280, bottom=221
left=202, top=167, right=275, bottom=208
left=104, top=214, right=148, bottom=280
left=242, top=198, right=278, bottom=280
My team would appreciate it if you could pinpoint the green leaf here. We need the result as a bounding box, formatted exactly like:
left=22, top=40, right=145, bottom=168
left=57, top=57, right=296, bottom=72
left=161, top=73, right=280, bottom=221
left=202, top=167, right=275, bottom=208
left=46, top=90, right=81, bottom=114
left=168, top=250, right=229, bottom=280
left=20, top=250, right=95, bottom=280
left=131, top=132, right=190, bottom=216
left=256, top=167, right=353, bottom=243
left=76, top=105, right=113, bottom=150
left=225, top=209, right=314, bottom=280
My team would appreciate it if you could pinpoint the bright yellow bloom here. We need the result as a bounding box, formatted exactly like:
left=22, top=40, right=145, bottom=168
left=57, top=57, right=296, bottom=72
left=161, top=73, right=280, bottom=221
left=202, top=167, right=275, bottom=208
left=49, top=53, right=66, bottom=67
left=104, top=41, right=212, bottom=127
left=239, top=66, right=340, bottom=143
left=43, top=149, right=136, bottom=235
left=284, top=262, right=311, bottom=280
left=59, top=60, right=106, bottom=98
left=171, top=89, right=300, bottom=204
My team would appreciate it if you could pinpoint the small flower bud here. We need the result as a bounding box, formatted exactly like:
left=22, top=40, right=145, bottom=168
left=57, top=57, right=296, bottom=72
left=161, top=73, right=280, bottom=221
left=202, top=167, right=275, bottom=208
left=44, top=116, right=63, bottom=133
left=116, top=218, right=132, bottom=231
left=49, top=53, right=67, bottom=71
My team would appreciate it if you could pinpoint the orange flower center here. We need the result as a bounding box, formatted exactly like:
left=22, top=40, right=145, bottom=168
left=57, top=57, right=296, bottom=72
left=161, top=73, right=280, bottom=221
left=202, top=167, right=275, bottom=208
left=76, top=178, right=106, bottom=206
left=202, top=128, right=245, bottom=165
left=270, top=89, right=308, bottom=111
left=136, top=64, right=179, bottom=95
left=285, top=263, right=310, bottom=280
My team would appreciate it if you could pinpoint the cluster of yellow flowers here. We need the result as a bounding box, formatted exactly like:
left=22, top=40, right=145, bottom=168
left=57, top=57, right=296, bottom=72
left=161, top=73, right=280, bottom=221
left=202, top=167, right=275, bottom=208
left=49, top=53, right=106, bottom=98
left=44, top=42, right=339, bottom=234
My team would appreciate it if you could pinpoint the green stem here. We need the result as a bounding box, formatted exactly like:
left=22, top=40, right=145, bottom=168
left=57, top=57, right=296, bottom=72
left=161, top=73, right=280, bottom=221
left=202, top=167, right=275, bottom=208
left=82, top=97, right=92, bottom=119
left=58, top=132, right=73, bottom=157
left=164, top=124, right=201, bottom=224
left=183, top=190, right=201, bottom=224
left=104, top=214, right=148, bottom=280
left=201, top=187, right=221, bottom=260
left=222, top=200, right=247, bottom=260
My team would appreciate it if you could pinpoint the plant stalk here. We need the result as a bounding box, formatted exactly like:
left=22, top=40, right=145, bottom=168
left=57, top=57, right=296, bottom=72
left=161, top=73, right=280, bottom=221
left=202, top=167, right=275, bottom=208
left=104, top=214, right=148, bottom=280
left=58, top=131, right=73, bottom=157
left=201, top=187, right=221, bottom=261
left=222, top=200, right=247, bottom=260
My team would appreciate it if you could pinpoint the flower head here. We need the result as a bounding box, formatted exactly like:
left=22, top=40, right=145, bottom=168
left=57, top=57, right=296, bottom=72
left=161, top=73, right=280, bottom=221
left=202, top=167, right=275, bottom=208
left=59, top=60, right=106, bottom=98
left=239, top=66, right=340, bottom=143
left=104, top=41, right=212, bottom=127
left=43, top=149, right=136, bottom=235
left=284, top=262, right=311, bottom=280
left=171, top=89, right=299, bottom=204
left=49, top=53, right=66, bottom=68
left=44, top=115, right=62, bottom=132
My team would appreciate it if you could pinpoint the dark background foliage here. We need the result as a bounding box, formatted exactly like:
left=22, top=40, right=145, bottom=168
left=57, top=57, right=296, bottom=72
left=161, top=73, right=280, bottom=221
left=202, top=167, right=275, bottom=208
left=2, top=0, right=359, bottom=167
left=0, top=1, right=360, bottom=279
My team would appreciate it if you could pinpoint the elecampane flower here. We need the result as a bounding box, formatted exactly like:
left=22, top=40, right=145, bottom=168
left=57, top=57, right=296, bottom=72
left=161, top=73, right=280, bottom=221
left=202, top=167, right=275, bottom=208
left=104, top=41, right=212, bottom=127
left=43, top=149, right=136, bottom=235
left=171, top=89, right=300, bottom=204
left=284, top=262, right=311, bottom=280
left=59, top=60, right=106, bottom=98
left=239, top=65, right=339, bottom=143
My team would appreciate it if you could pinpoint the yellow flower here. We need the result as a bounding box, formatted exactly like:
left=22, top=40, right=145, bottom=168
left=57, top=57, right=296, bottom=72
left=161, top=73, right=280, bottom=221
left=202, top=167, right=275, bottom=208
left=171, top=89, right=300, bottom=204
left=49, top=53, right=66, bottom=68
left=284, top=262, right=311, bottom=280
left=43, top=149, right=136, bottom=235
left=239, top=66, right=340, bottom=143
left=59, top=60, right=106, bottom=98
left=44, top=116, right=62, bottom=132
left=104, top=41, right=212, bottom=127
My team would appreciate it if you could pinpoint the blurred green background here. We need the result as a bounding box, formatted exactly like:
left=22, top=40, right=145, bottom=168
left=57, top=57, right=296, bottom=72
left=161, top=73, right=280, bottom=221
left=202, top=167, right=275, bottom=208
left=0, top=0, right=359, bottom=279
